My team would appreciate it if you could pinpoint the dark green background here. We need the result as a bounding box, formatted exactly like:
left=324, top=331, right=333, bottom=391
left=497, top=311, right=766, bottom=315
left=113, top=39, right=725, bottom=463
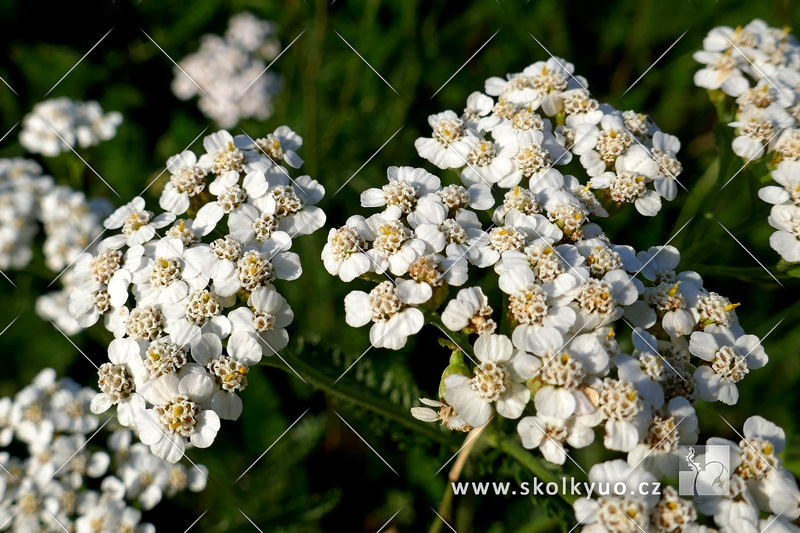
left=1, top=0, right=799, bottom=531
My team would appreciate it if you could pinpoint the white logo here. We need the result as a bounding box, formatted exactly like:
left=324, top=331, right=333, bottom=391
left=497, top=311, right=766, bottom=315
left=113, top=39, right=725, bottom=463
left=679, top=445, right=731, bottom=500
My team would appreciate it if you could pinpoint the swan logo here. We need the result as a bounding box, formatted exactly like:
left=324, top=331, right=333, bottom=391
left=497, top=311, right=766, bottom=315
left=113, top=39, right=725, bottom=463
left=678, top=445, right=730, bottom=500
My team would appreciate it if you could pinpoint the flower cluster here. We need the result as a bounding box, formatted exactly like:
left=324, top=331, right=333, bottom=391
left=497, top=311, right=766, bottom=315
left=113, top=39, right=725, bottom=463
left=36, top=184, right=113, bottom=334
left=414, top=56, right=684, bottom=215
left=326, top=57, right=779, bottom=531
left=574, top=414, right=800, bottom=533
left=172, top=12, right=282, bottom=128
left=68, top=128, right=325, bottom=462
left=0, top=368, right=207, bottom=533
left=0, top=156, right=112, bottom=334
left=694, top=20, right=800, bottom=263
left=0, top=159, right=49, bottom=271
left=20, top=97, right=122, bottom=157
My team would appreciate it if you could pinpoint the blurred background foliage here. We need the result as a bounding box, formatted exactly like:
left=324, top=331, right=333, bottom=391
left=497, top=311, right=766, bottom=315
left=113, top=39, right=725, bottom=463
left=1, top=0, right=799, bottom=531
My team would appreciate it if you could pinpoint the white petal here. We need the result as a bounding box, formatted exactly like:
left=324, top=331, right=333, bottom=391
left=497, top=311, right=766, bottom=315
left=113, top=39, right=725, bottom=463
left=474, top=334, right=513, bottom=363
left=396, top=279, right=433, bottom=304
left=179, top=372, right=215, bottom=402
left=339, top=254, right=371, bottom=282
left=689, top=331, right=719, bottom=361
left=344, top=291, right=372, bottom=327
left=495, top=382, right=530, bottom=419
left=211, top=392, right=243, bottom=421
left=190, top=410, right=221, bottom=448
left=228, top=331, right=263, bottom=365
left=517, top=417, right=546, bottom=449
left=534, top=386, right=575, bottom=419
left=444, top=376, right=492, bottom=427
left=604, top=420, right=639, bottom=452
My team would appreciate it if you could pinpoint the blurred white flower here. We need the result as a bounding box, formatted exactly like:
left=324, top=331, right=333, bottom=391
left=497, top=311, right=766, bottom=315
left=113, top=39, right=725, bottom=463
left=172, top=13, right=282, bottom=128
left=20, top=97, right=122, bottom=156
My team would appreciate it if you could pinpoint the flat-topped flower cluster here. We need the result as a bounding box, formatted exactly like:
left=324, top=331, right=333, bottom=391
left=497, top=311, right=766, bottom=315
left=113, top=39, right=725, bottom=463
left=694, top=20, right=800, bottom=264
left=575, top=412, right=798, bottom=533
left=325, top=55, right=799, bottom=532
left=0, top=368, right=207, bottom=533
left=4, top=98, right=122, bottom=273
left=0, top=155, right=112, bottom=335
left=172, top=12, right=283, bottom=128
left=414, top=56, right=684, bottom=216
left=20, top=97, right=122, bottom=157
left=68, top=127, right=325, bottom=463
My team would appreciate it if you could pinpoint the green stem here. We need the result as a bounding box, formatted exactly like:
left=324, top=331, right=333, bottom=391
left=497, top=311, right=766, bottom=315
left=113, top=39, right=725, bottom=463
left=424, top=309, right=473, bottom=355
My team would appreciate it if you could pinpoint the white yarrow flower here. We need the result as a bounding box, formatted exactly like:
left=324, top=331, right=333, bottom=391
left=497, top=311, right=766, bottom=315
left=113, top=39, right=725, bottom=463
left=444, top=334, right=539, bottom=427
